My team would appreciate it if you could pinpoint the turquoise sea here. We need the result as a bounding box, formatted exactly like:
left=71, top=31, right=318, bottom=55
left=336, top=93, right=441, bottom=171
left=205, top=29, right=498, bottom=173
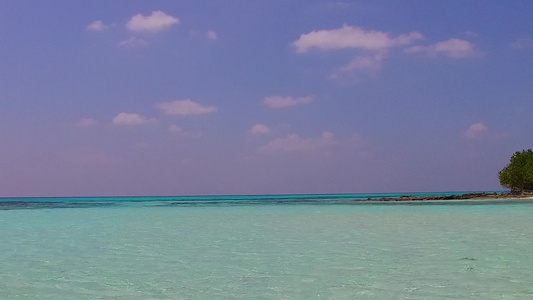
left=1, top=193, right=532, bottom=299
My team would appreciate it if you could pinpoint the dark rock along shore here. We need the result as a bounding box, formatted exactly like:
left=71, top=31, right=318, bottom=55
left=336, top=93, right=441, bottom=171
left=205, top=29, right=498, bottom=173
left=368, top=192, right=533, bottom=202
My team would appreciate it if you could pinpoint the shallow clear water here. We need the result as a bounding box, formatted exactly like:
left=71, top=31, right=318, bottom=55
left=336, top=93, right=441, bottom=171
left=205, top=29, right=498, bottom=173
left=1, top=195, right=532, bottom=299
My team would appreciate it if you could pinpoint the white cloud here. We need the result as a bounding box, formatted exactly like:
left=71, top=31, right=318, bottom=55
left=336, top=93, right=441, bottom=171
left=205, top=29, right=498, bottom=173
left=112, top=112, right=156, bottom=126
left=292, top=25, right=423, bottom=78
left=119, top=37, right=149, bottom=48
left=156, top=99, right=218, bottom=116
left=259, top=131, right=337, bottom=153
left=405, top=38, right=477, bottom=58
left=77, top=118, right=97, bottom=127
left=463, top=122, right=488, bottom=139
left=87, top=20, right=109, bottom=31
left=168, top=125, right=199, bottom=138
left=464, top=31, right=478, bottom=38
left=126, top=11, right=179, bottom=33
left=511, top=38, right=533, bottom=50
left=169, top=124, right=187, bottom=136
left=264, top=96, right=315, bottom=109
left=292, top=25, right=423, bottom=53
left=340, top=53, right=386, bottom=72
left=249, top=124, right=272, bottom=135
left=206, top=30, right=218, bottom=40
left=329, top=53, right=388, bottom=80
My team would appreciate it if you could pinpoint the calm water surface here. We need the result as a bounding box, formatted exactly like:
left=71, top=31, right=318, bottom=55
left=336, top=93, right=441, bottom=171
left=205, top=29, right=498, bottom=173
left=0, top=195, right=532, bottom=299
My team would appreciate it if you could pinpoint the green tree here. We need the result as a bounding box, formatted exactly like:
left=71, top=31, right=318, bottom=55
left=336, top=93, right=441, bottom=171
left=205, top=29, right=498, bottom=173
left=499, top=149, right=533, bottom=193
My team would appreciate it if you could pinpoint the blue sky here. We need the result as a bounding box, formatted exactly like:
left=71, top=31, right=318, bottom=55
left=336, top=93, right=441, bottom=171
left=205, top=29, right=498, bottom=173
left=1, top=0, right=532, bottom=197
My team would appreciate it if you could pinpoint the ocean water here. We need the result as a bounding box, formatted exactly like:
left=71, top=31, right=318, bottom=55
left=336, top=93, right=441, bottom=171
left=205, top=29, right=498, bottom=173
left=1, top=194, right=532, bottom=299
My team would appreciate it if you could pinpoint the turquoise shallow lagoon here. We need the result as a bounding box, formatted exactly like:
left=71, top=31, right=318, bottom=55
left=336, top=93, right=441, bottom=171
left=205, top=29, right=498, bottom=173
left=1, top=194, right=532, bottom=299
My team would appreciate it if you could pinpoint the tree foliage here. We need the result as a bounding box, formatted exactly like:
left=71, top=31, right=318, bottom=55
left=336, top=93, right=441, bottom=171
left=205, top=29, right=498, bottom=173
left=499, top=149, right=533, bottom=193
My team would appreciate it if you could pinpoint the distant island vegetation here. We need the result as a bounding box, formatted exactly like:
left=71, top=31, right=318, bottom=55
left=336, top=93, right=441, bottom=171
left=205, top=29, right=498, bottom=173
left=499, top=149, right=533, bottom=194
left=368, top=149, right=533, bottom=202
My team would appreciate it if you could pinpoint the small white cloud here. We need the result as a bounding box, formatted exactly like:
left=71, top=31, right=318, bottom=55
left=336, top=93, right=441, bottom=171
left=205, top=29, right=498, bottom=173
left=169, top=124, right=186, bottom=135
left=292, top=25, right=423, bottom=53
left=87, top=20, right=109, bottom=32
left=77, top=118, right=97, bottom=127
left=112, top=112, right=156, bottom=126
left=87, top=20, right=109, bottom=31
left=463, top=122, right=488, bottom=139
left=119, top=37, right=149, bottom=48
left=340, top=53, right=386, bottom=72
left=329, top=53, right=388, bottom=80
left=156, top=99, right=218, bottom=116
left=168, top=125, right=199, bottom=138
left=511, top=38, right=533, bottom=50
left=405, top=38, right=477, bottom=58
left=259, top=131, right=337, bottom=153
left=126, top=11, right=179, bottom=33
left=206, top=30, right=218, bottom=40
left=249, top=124, right=272, bottom=135
left=264, top=96, right=315, bottom=109
left=464, top=31, right=478, bottom=38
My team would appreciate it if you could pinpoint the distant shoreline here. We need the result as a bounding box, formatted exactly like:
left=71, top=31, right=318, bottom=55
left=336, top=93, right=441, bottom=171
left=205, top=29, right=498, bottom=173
left=365, top=192, right=533, bottom=202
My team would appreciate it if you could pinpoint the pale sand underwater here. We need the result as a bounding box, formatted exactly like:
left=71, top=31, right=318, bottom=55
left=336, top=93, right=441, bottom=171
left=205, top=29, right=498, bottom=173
left=0, top=195, right=532, bottom=299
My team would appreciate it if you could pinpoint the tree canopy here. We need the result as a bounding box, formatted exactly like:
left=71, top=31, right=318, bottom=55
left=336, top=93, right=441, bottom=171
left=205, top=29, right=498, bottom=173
left=499, top=149, right=533, bottom=193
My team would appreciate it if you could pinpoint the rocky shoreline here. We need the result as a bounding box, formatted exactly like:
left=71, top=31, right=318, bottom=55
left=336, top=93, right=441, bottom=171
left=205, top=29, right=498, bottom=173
left=367, top=192, right=533, bottom=202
